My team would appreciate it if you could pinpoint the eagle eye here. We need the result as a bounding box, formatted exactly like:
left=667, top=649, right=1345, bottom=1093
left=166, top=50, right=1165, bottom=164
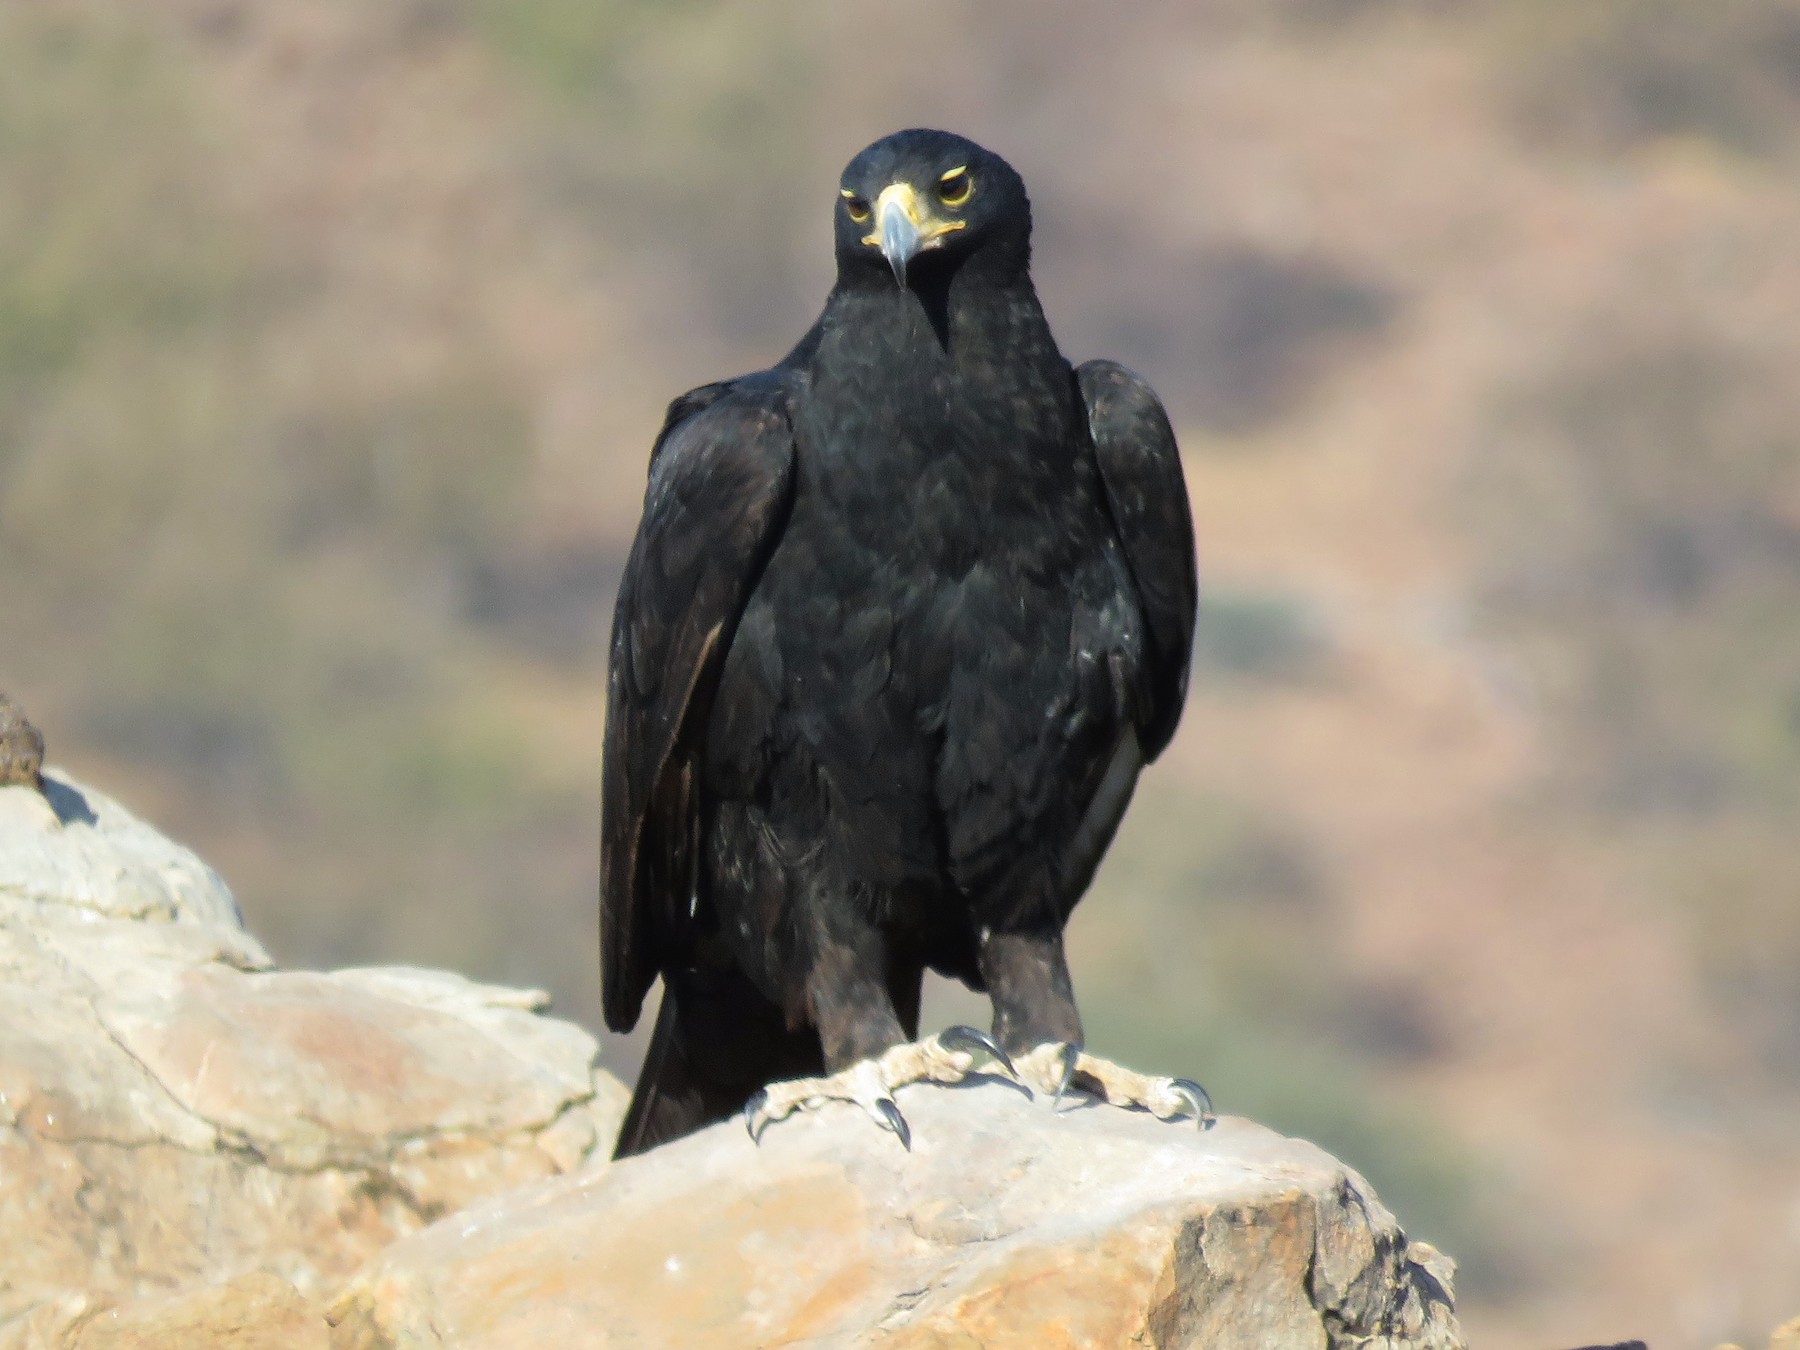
left=841, top=191, right=871, bottom=223
left=936, top=169, right=972, bottom=208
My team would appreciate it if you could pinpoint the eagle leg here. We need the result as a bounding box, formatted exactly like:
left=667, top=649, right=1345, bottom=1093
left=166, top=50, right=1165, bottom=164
left=1015, top=1042, right=1213, bottom=1128
left=743, top=1025, right=1021, bottom=1149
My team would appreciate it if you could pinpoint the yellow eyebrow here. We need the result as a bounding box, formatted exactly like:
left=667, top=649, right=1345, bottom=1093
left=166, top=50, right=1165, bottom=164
left=840, top=188, right=858, bottom=198
left=938, top=165, right=968, bottom=181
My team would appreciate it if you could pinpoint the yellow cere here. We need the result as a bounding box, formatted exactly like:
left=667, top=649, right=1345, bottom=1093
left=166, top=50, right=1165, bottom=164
left=860, top=181, right=969, bottom=249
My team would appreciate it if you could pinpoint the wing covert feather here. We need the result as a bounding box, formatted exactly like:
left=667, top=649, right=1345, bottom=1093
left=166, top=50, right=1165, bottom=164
left=600, top=378, right=797, bottom=1031
left=1077, top=360, right=1198, bottom=759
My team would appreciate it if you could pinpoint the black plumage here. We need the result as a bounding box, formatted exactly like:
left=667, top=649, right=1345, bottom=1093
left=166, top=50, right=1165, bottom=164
left=602, top=129, right=1197, bottom=1156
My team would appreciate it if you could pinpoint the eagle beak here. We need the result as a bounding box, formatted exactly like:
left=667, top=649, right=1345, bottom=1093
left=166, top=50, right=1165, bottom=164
left=878, top=189, right=924, bottom=286
left=863, top=182, right=966, bottom=287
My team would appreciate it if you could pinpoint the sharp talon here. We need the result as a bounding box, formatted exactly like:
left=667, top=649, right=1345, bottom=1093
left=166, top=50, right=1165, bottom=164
left=744, top=1090, right=770, bottom=1145
left=1051, top=1042, right=1080, bottom=1113
left=1169, top=1078, right=1214, bottom=1126
left=939, top=1024, right=1018, bottom=1079
left=874, top=1097, right=912, bottom=1151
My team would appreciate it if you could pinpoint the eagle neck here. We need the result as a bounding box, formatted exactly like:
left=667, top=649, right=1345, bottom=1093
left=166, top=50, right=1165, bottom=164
left=815, top=265, right=1060, bottom=389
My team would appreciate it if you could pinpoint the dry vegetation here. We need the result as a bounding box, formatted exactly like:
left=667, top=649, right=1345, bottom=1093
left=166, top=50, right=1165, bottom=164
left=5, top=1, right=1800, bottom=1345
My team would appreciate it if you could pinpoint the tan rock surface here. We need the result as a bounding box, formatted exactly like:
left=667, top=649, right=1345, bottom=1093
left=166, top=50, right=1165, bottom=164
left=12, top=1274, right=333, bottom=1350
left=0, top=766, right=248, bottom=931
left=330, top=1080, right=1463, bottom=1350
left=0, top=772, right=628, bottom=1347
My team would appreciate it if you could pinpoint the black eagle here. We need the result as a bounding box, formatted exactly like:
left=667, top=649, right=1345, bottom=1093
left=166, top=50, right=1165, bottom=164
left=603, top=129, right=1201, bottom=1157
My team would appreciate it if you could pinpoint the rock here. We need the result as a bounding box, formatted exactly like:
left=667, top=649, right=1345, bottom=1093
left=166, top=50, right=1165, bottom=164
left=329, top=1079, right=1464, bottom=1350
left=11, top=1274, right=332, bottom=1350
left=0, top=770, right=629, bottom=1346
left=1, top=765, right=1465, bottom=1349
left=0, top=695, right=44, bottom=790
left=0, top=761, right=246, bottom=931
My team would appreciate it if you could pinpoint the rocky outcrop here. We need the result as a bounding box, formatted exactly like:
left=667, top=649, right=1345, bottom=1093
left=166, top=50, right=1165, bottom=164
left=0, top=765, right=628, bottom=1347
left=0, top=740, right=1464, bottom=1350
left=331, top=1079, right=1462, bottom=1349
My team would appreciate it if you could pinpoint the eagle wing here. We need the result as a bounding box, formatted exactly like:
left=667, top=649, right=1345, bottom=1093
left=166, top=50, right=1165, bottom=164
left=601, top=374, right=798, bottom=1032
left=1077, top=360, right=1198, bottom=759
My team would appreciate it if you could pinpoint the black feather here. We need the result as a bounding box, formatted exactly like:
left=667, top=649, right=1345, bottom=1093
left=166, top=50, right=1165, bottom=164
left=601, top=130, right=1197, bottom=1156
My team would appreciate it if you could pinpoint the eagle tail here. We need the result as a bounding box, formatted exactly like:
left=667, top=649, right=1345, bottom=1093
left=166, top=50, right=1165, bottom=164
left=612, top=991, right=706, bottom=1158
left=612, top=975, right=821, bottom=1159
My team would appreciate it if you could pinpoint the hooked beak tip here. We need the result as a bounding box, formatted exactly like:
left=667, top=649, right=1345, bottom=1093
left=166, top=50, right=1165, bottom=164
left=879, top=197, right=923, bottom=287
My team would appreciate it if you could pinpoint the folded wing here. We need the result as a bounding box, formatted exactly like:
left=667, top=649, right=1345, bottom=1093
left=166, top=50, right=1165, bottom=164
left=1077, top=360, right=1198, bottom=759
left=601, top=375, right=798, bottom=1031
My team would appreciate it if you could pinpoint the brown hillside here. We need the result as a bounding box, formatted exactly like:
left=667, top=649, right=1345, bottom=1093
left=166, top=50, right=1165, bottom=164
left=5, top=2, right=1800, bottom=1344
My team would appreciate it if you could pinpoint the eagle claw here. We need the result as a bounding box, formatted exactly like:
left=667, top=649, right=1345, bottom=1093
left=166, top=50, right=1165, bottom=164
left=1021, top=1043, right=1214, bottom=1128
left=743, top=1089, right=772, bottom=1144
left=1168, top=1078, right=1214, bottom=1128
left=741, top=1026, right=1026, bottom=1150
left=936, top=1024, right=1019, bottom=1081
left=874, top=1097, right=911, bottom=1150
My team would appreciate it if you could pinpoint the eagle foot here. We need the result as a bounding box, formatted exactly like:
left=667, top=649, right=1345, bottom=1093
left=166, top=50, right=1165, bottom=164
left=744, top=1025, right=1019, bottom=1150
left=1016, top=1042, right=1213, bottom=1128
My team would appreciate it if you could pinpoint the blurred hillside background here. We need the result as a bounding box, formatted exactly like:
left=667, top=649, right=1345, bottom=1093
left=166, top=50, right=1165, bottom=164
left=4, top=0, right=1800, bottom=1342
